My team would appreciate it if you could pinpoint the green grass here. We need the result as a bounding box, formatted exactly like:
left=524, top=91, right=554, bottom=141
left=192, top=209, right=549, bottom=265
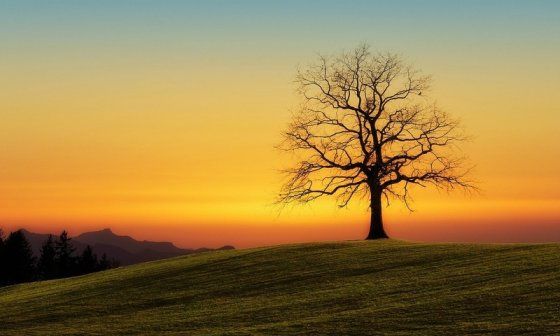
left=1, top=240, right=559, bottom=335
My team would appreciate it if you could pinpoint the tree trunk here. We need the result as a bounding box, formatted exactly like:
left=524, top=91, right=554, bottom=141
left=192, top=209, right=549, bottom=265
left=366, top=188, right=388, bottom=239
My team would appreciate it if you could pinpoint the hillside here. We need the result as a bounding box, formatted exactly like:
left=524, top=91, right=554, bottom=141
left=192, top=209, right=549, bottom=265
left=1, top=240, right=559, bottom=335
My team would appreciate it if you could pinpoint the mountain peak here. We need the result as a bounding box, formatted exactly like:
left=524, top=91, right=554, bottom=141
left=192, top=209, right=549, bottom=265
left=80, top=228, right=116, bottom=238
left=19, top=228, right=234, bottom=266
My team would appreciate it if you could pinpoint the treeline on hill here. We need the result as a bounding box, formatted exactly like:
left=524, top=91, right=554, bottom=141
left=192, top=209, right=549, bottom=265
left=0, top=229, right=118, bottom=287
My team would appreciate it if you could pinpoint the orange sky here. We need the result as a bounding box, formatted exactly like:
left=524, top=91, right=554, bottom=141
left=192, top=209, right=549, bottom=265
left=1, top=2, right=559, bottom=248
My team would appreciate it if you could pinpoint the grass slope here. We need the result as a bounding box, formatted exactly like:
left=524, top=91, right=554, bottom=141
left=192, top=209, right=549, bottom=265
left=1, top=240, right=559, bottom=335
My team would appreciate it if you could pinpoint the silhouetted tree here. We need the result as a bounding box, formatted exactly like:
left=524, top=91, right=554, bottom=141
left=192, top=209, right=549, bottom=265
left=110, top=258, right=120, bottom=269
left=97, top=253, right=119, bottom=271
left=38, top=235, right=57, bottom=280
left=0, top=229, right=5, bottom=285
left=55, top=230, right=77, bottom=277
left=98, top=253, right=111, bottom=271
left=278, top=45, right=475, bottom=239
left=0, top=229, right=119, bottom=286
left=3, top=230, right=36, bottom=284
left=78, top=245, right=98, bottom=275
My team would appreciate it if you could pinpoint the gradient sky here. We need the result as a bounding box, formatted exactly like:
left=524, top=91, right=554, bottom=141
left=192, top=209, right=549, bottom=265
left=1, top=1, right=559, bottom=248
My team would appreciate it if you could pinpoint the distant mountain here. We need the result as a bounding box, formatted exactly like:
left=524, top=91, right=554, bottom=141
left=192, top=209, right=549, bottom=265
left=20, top=228, right=234, bottom=266
left=75, top=229, right=187, bottom=254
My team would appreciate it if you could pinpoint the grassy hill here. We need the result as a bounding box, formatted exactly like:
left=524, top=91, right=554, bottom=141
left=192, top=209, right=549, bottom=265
left=1, top=240, right=559, bottom=335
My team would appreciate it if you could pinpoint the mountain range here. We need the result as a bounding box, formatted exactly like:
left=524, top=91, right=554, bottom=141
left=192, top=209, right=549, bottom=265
left=21, top=228, right=234, bottom=265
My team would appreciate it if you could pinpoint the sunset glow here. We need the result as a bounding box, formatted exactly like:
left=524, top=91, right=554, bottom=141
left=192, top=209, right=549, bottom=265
left=1, top=1, right=559, bottom=248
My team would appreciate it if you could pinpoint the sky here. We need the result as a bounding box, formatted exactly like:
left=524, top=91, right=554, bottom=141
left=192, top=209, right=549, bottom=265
left=1, top=1, right=559, bottom=248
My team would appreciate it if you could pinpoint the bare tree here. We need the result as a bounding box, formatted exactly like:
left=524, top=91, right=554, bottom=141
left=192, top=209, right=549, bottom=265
left=278, top=45, right=474, bottom=239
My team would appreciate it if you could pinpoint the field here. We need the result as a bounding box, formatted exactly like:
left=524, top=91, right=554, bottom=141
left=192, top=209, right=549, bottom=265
left=1, top=240, right=559, bottom=335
